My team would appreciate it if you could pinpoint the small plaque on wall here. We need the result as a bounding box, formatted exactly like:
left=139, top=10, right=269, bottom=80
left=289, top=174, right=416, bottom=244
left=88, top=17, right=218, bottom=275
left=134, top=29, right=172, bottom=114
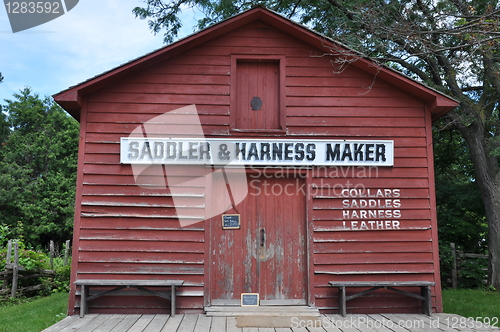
left=241, top=293, right=259, bottom=306
left=222, top=214, right=240, bottom=229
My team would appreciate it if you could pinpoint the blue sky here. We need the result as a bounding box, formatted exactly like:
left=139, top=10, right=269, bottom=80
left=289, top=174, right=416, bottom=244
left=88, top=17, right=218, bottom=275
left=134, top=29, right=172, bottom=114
left=0, top=1, right=200, bottom=106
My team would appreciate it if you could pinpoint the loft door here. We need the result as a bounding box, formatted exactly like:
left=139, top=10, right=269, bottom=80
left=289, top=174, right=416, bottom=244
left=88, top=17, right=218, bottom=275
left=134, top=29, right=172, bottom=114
left=235, top=61, right=280, bottom=130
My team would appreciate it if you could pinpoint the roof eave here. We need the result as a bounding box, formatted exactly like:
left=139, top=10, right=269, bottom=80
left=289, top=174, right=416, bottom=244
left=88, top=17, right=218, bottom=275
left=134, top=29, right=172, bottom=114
left=54, top=6, right=459, bottom=121
left=53, top=8, right=275, bottom=118
left=345, top=56, right=459, bottom=119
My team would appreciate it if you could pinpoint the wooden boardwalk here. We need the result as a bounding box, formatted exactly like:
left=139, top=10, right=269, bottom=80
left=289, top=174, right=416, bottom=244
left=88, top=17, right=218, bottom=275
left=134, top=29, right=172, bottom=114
left=42, top=313, right=500, bottom=331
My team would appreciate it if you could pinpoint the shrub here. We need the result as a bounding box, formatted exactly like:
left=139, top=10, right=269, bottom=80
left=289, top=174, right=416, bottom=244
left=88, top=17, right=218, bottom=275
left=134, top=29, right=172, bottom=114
left=48, top=257, right=71, bottom=293
left=440, top=243, right=488, bottom=289
left=0, top=241, right=71, bottom=298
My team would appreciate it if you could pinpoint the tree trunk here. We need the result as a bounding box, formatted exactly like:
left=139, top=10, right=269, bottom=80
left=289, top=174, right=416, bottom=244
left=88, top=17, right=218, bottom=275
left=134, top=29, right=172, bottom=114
left=458, top=120, right=500, bottom=289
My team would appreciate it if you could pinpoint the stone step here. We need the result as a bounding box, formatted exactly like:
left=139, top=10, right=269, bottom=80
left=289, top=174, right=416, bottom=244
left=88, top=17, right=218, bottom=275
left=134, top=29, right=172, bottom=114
left=204, top=305, right=321, bottom=317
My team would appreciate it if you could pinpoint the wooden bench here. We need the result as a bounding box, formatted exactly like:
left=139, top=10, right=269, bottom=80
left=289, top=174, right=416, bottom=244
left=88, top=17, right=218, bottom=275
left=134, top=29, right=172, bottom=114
left=328, top=281, right=435, bottom=317
left=74, top=279, right=184, bottom=317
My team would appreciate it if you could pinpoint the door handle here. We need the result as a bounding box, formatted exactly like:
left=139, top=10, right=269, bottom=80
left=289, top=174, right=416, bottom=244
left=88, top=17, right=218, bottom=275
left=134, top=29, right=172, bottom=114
left=258, top=228, right=273, bottom=261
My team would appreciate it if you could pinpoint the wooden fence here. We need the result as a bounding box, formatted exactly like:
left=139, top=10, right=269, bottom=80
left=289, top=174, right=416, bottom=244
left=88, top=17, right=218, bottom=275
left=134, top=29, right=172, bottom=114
left=450, top=242, right=488, bottom=288
left=1, top=240, right=71, bottom=298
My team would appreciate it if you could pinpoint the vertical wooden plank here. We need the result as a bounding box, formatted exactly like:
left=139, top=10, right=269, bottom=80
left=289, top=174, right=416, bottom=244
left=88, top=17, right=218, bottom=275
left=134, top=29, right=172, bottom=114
left=11, top=241, right=19, bottom=298
left=280, top=175, right=307, bottom=301
left=80, top=285, right=87, bottom=317
left=258, top=176, right=270, bottom=299
left=204, top=167, right=213, bottom=308
left=279, top=57, right=286, bottom=130
left=421, top=286, right=432, bottom=316
left=210, top=168, right=239, bottom=300
left=278, top=176, right=289, bottom=300
left=50, top=240, right=55, bottom=269
left=306, top=170, right=315, bottom=307
left=424, top=103, right=442, bottom=312
left=171, top=286, right=176, bottom=316
left=170, top=286, right=177, bottom=316
left=339, top=286, right=346, bottom=317
left=64, top=240, right=70, bottom=266
left=68, top=97, right=89, bottom=316
left=229, top=55, right=238, bottom=130
left=6, top=240, right=12, bottom=264
left=450, top=243, right=457, bottom=289
left=244, top=181, right=257, bottom=296
left=1, top=240, right=11, bottom=291
left=236, top=61, right=252, bottom=129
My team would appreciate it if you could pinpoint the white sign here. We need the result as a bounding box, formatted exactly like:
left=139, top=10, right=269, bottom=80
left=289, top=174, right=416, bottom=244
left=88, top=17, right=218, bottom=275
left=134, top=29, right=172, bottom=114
left=120, top=138, right=394, bottom=166
left=339, top=188, right=402, bottom=230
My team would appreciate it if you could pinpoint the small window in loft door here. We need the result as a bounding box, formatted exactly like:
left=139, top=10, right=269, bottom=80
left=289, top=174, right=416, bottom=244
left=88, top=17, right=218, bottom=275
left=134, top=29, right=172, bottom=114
left=235, top=61, right=280, bottom=130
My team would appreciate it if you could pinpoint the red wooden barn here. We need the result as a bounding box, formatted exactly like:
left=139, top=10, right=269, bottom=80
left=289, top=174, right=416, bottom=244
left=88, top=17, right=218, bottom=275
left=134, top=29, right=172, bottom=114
left=54, top=7, right=458, bottom=316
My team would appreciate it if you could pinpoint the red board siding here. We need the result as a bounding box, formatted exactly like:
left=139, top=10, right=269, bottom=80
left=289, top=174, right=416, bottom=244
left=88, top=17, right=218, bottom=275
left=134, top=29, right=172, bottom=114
left=68, top=19, right=441, bottom=315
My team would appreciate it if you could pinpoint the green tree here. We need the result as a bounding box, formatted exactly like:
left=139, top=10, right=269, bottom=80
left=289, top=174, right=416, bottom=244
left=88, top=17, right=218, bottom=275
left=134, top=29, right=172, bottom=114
left=0, top=110, right=9, bottom=146
left=134, top=0, right=500, bottom=288
left=434, top=125, right=487, bottom=254
left=0, top=88, right=79, bottom=248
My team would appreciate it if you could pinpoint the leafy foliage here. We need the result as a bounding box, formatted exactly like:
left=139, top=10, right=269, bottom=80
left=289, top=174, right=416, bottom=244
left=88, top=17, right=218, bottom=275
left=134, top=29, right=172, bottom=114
left=0, top=244, right=48, bottom=272
left=0, top=88, right=78, bottom=249
left=460, top=258, right=489, bottom=289
left=1, top=243, right=48, bottom=294
left=434, top=124, right=488, bottom=288
left=434, top=125, right=487, bottom=253
left=0, top=240, right=71, bottom=297
left=48, top=261, right=71, bottom=293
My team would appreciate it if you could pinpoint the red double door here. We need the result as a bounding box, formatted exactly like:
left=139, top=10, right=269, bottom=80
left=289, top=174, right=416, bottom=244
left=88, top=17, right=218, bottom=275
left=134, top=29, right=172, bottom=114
left=209, top=175, right=308, bottom=305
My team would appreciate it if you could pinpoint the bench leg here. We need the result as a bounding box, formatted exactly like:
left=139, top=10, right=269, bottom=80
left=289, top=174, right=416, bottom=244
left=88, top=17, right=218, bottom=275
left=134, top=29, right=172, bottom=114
left=421, top=286, right=431, bottom=316
left=80, top=285, right=87, bottom=318
left=339, top=286, right=346, bottom=317
left=171, top=285, right=176, bottom=317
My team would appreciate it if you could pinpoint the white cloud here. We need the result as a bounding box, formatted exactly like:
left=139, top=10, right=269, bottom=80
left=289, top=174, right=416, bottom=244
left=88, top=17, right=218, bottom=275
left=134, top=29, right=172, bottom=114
left=0, top=0, right=201, bottom=104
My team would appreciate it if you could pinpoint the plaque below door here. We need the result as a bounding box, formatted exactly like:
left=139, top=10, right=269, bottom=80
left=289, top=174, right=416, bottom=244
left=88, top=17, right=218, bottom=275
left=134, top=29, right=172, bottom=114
left=241, top=293, right=259, bottom=306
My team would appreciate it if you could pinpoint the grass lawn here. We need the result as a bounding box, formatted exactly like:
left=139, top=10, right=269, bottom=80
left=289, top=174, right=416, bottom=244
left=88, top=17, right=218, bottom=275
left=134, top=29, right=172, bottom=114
left=0, top=292, right=68, bottom=332
left=443, top=289, right=500, bottom=323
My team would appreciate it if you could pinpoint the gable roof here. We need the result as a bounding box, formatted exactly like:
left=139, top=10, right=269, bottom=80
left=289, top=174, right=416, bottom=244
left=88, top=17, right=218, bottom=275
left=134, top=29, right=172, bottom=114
left=53, top=6, right=458, bottom=121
